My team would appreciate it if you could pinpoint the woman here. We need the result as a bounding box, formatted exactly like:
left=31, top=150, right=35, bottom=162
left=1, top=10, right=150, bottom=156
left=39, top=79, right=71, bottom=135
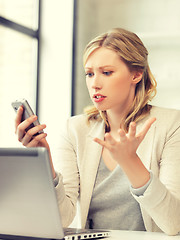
left=15, top=28, right=180, bottom=235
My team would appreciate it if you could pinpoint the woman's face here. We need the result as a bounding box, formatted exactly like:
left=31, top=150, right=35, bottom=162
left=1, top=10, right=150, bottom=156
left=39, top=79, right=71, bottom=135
left=85, top=47, right=142, bottom=114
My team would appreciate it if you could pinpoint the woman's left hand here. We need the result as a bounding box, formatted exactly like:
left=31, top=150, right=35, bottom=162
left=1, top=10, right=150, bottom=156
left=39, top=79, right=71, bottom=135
left=94, top=117, right=156, bottom=163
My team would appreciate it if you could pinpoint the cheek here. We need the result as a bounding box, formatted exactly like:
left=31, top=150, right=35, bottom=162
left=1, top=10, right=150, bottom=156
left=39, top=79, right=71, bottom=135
left=86, top=79, right=92, bottom=93
left=110, top=78, right=133, bottom=97
left=111, top=79, right=128, bottom=91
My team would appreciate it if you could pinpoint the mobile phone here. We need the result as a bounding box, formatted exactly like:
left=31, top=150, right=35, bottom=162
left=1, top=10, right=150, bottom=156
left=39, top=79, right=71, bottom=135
left=11, top=98, right=43, bottom=135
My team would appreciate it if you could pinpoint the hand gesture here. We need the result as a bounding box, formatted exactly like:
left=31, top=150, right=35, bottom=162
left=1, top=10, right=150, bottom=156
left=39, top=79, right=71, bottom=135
left=94, top=117, right=156, bottom=172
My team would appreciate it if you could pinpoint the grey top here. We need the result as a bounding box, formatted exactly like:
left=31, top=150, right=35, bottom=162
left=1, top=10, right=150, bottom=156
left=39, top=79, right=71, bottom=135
left=87, top=158, right=146, bottom=231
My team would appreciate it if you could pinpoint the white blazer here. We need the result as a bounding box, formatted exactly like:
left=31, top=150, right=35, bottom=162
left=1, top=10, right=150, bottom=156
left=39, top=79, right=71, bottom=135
left=53, top=106, right=180, bottom=235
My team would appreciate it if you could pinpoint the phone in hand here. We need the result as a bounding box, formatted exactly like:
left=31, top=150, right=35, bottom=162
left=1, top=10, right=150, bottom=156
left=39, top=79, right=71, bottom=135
left=11, top=98, right=43, bottom=135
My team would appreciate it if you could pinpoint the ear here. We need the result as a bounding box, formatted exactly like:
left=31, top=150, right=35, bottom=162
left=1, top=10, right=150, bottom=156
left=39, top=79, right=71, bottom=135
left=132, top=71, right=143, bottom=84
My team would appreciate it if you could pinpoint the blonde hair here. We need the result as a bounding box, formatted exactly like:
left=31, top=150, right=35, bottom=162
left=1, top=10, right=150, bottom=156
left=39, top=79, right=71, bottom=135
left=83, top=28, right=157, bottom=132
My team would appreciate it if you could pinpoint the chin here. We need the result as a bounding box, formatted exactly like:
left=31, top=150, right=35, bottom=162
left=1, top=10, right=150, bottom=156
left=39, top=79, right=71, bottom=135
left=94, top=105, right=109, bottom=112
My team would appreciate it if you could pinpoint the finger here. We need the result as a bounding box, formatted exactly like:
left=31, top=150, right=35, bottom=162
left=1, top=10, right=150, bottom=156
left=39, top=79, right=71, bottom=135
left=26, top=133, right=48, bottom=147
left=118, top=129, right=127, bottom=142
left=104, top=133, right=116, bottom=145
left=15, top=106, right=24, bottom=133
left=21, top=124, right=46, bottom=146
left=27, top=124, right=46, bottom=136
left=128, top=122, right=136, bottom=139
left=94, top=137, right=112, bottom=149
left=137, top=117, right=156, bottom=141
left=17, top=115, right=38, bottom=141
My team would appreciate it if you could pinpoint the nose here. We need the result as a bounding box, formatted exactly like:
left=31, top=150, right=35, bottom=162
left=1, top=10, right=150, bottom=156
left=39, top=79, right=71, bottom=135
left=92, top=74, right=102, bottom=90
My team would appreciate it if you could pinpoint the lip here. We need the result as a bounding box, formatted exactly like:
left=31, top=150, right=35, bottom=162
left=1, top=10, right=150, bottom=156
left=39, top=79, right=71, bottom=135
left=93, top=93, right=107, bottom=103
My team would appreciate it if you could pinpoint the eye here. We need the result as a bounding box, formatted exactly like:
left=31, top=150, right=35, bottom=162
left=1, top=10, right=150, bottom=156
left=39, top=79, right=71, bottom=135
left=85, top=72, right=94, bottom=78
left=103, top=71, right=113, bottom=76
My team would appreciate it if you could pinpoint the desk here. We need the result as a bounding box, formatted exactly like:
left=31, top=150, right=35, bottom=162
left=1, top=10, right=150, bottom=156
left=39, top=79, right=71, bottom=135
left=109, top=230, right=180, bottom=240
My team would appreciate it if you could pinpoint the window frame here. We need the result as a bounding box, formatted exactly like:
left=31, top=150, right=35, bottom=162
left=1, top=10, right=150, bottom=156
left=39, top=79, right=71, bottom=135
left=0, top=0, right=41, bottom=115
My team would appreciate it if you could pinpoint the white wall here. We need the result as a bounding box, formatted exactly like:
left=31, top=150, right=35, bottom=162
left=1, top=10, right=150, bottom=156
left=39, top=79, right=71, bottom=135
left=39, top=0, right=73, bottom=149
left=74, top=0, right=180, bottom=114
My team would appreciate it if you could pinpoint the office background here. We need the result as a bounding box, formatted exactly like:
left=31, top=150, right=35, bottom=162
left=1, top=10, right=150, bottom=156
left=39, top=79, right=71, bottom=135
left=0, top=0, right=180, bottom=150
left=0, top=0, right=73, bottom=149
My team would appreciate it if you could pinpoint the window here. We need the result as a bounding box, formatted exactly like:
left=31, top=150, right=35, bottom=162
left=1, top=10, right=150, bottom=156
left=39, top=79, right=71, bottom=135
left=0, top=0, right=40, bottom=147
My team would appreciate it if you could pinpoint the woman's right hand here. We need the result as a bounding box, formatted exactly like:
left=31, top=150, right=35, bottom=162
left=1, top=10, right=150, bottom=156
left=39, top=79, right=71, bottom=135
left=15, top=106, right=56, bottom=179
left=15, top=106, right=48, bottom=149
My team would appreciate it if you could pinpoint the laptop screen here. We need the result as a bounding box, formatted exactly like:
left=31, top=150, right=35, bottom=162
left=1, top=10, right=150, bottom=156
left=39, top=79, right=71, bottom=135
left=0, top=147, right=64, bottom=239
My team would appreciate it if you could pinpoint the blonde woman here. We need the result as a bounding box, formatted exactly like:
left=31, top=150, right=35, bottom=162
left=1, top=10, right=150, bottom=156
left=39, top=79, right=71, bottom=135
left=15, top=28, right=180, bottom=235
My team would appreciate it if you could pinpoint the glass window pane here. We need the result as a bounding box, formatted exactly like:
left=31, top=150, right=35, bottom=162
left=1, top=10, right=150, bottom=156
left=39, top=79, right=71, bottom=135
left=0, top=0, right=39, bottom=30
left=0, top=25, right=37, bottom=147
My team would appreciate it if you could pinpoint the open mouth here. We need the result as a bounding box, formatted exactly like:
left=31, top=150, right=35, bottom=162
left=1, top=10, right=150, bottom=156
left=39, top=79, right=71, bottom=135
left=94, top=95, right=105, bottom=99
left=93, top=94, right=106, bottom=102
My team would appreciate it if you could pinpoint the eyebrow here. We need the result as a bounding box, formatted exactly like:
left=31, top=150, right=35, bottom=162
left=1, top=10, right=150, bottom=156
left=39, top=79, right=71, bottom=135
left=85, top=65, right=115, bottom=69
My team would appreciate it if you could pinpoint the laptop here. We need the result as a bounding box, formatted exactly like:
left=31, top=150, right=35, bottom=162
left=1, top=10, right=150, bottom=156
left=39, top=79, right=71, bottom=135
left=0, top=147, right=110, bottom=240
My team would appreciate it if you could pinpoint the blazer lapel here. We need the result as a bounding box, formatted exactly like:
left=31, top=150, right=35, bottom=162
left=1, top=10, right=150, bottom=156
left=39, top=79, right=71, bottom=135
left=80, top=121, right=105, bottom=227
left=136, top=118, right=156, bottom=170
left=136, top=116, right=157, bottom=231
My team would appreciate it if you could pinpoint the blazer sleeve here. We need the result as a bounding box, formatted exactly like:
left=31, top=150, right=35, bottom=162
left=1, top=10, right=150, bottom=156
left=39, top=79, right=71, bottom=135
left=131, top=118, right=180, bottom=235
left=52, top=119, right=80, bottom=227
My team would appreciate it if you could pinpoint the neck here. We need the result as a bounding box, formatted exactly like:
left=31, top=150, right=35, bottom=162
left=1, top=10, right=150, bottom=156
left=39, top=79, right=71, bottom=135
left=105, top=90, right=135, bottom=134
left=106, top=108, right=127, bottom=133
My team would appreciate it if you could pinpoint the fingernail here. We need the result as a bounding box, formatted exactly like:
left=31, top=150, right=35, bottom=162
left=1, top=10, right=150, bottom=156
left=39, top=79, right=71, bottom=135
left=131, top=122, right=136, bottom=127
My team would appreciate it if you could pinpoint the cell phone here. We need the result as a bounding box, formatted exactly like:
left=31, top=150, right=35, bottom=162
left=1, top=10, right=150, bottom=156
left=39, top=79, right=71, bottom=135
left=11, top=98, right=43, bottom=135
